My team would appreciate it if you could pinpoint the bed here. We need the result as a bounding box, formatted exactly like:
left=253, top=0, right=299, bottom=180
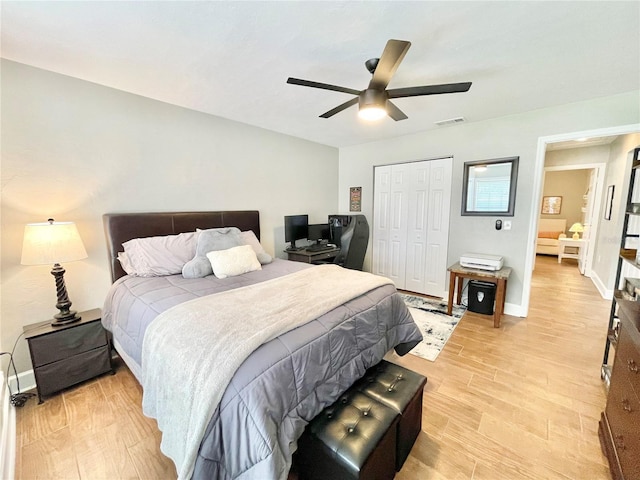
left=536, top=218, right=567, bottom=255
left=101, top=211, right=422, bottom=480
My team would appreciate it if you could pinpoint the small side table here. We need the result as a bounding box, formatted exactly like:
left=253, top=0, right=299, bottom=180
left=447, top=262, right=512, bottom=328
left=558, top=237, right=585, bottom=264
left=24, top=308, right=113, bottom=403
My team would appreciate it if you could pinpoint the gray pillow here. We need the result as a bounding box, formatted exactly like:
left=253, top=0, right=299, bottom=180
left=182, top=227, right=242, bottom=278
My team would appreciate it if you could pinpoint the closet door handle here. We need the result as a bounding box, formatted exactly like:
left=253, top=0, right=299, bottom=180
left=628, top=359, right=638, bottom=373
left=622, top=398, right=633, bottom=412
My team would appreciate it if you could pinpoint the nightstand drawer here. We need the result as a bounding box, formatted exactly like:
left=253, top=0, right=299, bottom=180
left=29, top=321, right=108, bottom=367
left=35, top=346, right=111, bottom=397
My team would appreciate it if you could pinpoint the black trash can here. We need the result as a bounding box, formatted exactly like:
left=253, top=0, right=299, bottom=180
left=468, top=280, right=496, bottom=315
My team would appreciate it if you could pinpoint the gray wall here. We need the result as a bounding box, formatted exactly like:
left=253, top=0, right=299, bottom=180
left=1, top=60, right=339, bottom=374
left=338, top=92, right=640, bottom=315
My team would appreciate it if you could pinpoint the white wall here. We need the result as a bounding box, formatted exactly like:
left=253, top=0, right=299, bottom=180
left=338, top=92, right=640, bottom=315
left=1, top=60, right=339, bottom=375
left=592, top=135, right=640, bottom=291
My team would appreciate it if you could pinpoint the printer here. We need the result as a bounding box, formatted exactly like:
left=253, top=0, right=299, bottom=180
left=460, top=253, right=504, bottom=271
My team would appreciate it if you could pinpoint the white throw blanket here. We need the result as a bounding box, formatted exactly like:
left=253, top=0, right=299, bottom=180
left=141, top=264, right=392, bottom=479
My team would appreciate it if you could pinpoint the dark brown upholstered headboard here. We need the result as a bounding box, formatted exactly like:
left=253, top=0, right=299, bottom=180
left=103, top=211, right=260, bottom=283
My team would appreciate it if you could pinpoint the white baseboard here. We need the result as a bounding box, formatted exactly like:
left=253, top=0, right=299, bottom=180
left=591, top=271, right=613, bottom=300
left=504, top=302, right=526, bottom=318
left=1, top=372, right=16, bottom=480
left=8, top=370, right=36, bottom=395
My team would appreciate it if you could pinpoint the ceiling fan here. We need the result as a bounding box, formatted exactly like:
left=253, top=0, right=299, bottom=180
left=287, top=39, right=472, bottom=121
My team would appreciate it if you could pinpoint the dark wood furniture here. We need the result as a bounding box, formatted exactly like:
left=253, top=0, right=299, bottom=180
left=286, top=246, right=340, bottom=264
left=599, top=299, right=640, bottom=480
left=447, top=262, right=512, bottom=328
left=24, top=308, right=113, bottom=403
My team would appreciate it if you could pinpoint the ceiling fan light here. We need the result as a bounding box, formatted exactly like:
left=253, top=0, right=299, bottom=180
left=358, top=105, right=387, bottom=121
left=358, top=89, right=388, bottom=121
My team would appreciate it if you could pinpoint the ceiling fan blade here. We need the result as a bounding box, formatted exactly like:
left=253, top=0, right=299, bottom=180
left=386, top=101, right=408, bottom=121
left=319, top=97, right=359, bottom=118
left=368, top=39, right=411, bottom=90
left=287, top=77, right=361, bottom=96
left=387, top=82, right=472, bottom=99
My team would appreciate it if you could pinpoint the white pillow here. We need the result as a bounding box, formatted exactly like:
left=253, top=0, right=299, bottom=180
left=206, top=245, right=262, bottom=279
left=122, top=232, right=197, bottom=277
left=117, top=252, right=135, bottom=275
left=240, top=230, right=273, bottom=264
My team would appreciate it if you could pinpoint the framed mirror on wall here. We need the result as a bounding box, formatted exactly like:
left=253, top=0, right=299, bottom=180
left=461, top=156, right=519, bottom=216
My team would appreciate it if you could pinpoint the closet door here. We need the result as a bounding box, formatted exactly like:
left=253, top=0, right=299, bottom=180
left=405, top=162, right=431, bottom=293
left=423, top=158, right=452, bottom=296
left=373, top=166, right=392, bottom=279
left=373, top=158, right=452, bottom=297
left=373, top=164, right=410, bottom=288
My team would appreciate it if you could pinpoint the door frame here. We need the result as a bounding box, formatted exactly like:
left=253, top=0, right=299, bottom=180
left=521, top=123, right=640, bottom=317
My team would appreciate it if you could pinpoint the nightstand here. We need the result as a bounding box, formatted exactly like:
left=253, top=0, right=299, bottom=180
left=558, top=237, right=585, bottom=264
left=24, top=308, right=113, bottom=403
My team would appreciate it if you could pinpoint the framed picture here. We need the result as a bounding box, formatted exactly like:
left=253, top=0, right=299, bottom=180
left=542, top=196, right=562, bottom=214
left=604, top=185, right=615, bottom=220
left=350, top=187, right=362, bottom=212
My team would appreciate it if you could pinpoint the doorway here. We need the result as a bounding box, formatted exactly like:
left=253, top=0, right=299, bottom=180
left=541, top=163, right=606, bottom=277
left=521, top=124, right=640, bottom=316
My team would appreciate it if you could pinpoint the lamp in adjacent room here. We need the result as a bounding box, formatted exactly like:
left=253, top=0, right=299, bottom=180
left=569, top=222, right=584, bottom=240
left=21, top=219, right=88, bottom=326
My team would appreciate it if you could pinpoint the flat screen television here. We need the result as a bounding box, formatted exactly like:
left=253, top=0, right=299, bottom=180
left=307, top=223, right=330, bottom=245
left=284, top=214, right=308, bottom=251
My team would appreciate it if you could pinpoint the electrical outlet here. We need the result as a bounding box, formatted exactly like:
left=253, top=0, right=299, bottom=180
left=504, top=221, right=512, bottom=230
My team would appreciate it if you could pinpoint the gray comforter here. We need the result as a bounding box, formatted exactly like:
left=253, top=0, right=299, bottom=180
left=102, top=259, right=422, bottom=479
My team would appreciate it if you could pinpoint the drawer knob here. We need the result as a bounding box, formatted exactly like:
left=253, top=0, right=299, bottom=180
left=622, top=398, right=633, bottom=413
left=614, top=434, right=626, bottom=450
left=628, top=359, right=639, bottom=373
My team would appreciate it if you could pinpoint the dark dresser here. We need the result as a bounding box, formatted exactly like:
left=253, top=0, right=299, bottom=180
left=599, top=299, right=640, bottom=479
left=24, top=308, right=113, bottom=403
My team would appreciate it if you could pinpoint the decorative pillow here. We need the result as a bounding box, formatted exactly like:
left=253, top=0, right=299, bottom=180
left=121, top=232, right=197, bottom=277
left=240, top=230, right=273, bottom=265
left=206, top=245, right=262, bottom=279
left=182, top=227, right=242, bottom=278
left=537, top=231, right=562, bottom=239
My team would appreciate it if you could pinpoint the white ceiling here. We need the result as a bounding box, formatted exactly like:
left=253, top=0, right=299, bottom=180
left=1, top=1, right=639, bottom=148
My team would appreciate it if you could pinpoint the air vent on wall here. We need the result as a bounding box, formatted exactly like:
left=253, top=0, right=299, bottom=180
left=435, top=116, right=465, bottom=126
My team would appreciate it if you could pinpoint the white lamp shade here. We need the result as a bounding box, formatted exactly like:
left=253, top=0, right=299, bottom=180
left=569, top=222, right=584, bottom=233
left=21, top=221, right=88, bottom=265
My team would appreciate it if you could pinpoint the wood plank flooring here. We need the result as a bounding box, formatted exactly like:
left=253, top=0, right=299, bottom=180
left=15, top=255, right=612, bottom=479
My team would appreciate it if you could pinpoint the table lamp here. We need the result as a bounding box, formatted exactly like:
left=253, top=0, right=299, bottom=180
left=21, top=219, right=88, bottom=326
left=569, top=222, right=584, bottom=240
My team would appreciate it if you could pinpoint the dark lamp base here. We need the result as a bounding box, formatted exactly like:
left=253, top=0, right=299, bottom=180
left=52, top=311, right=82, bottom=327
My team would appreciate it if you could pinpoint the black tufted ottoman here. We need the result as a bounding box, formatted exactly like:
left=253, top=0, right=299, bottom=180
left=295, top=391, right=399, bottom=480
left=354, top=360, right=427, bottom=470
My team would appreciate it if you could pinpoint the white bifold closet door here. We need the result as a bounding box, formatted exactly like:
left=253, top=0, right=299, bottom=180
left=373, top=158, right=452, bottom=297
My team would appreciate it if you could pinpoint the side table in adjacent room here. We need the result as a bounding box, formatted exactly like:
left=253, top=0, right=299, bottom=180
left=24, top=308, right=113, bottom=403
left=557, top=237, right=585, bottom=264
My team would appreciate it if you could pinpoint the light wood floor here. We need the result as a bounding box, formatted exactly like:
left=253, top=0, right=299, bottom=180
left=16, top=255, right=612, bottom=479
